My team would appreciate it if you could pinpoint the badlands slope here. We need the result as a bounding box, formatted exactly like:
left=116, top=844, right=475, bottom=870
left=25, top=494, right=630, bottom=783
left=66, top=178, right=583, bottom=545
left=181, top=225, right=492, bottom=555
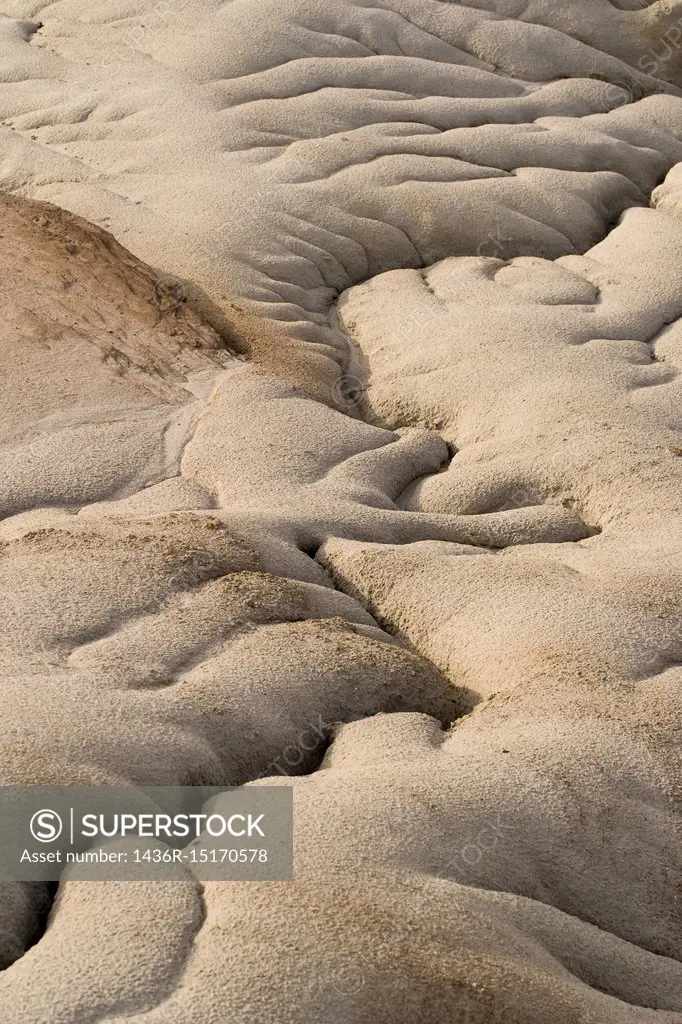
left=0, top=0, right=681, bottom=1022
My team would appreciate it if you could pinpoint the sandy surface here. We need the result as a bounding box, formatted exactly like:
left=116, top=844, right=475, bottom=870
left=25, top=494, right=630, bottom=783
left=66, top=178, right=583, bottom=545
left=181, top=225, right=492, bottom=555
left=0, top=0, right=681, bottom=1021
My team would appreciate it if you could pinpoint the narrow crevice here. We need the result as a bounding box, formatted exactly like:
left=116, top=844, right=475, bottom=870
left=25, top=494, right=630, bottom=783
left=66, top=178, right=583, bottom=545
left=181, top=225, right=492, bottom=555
left=0, top=881, right=57, bottom=973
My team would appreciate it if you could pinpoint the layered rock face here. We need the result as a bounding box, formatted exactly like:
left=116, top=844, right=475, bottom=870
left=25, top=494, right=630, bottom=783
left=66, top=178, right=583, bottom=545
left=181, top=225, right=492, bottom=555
left=0, top=1, right=681, bottom=1022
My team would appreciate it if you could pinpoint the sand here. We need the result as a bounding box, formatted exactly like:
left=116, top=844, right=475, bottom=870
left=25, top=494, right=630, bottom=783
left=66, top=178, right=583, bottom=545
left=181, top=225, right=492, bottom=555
left=0, top=0, right=681, bottom=1021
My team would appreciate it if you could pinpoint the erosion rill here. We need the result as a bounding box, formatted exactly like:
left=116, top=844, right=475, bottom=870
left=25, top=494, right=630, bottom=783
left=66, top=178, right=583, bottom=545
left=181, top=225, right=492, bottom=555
left=0, top=2, right=681, bottom=1022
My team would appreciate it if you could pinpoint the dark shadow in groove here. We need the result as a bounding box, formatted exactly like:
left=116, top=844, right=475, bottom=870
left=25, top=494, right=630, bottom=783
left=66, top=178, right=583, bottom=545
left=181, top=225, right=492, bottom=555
left=300, top=539, right=322, bottom=560
left=1, top=881, right=58, bottom=972
left=29, top=881, right=58, bottom=949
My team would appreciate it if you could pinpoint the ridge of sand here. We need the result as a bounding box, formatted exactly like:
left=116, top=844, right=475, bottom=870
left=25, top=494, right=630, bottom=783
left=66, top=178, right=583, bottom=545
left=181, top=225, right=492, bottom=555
left=0, top=1, right=681, bottom=1022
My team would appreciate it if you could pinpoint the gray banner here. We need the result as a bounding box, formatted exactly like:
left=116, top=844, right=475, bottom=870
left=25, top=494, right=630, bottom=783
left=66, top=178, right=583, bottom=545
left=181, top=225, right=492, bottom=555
left=0, top=785, right=293, bottom=881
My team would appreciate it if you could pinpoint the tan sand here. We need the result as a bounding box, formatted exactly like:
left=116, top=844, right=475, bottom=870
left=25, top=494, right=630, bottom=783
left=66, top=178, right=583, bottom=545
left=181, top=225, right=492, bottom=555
left=3, top=0, right=682, bottom=372
left=0, top=191, right=462, bottom=977
left=0, top=0, right=681, bottom=1021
